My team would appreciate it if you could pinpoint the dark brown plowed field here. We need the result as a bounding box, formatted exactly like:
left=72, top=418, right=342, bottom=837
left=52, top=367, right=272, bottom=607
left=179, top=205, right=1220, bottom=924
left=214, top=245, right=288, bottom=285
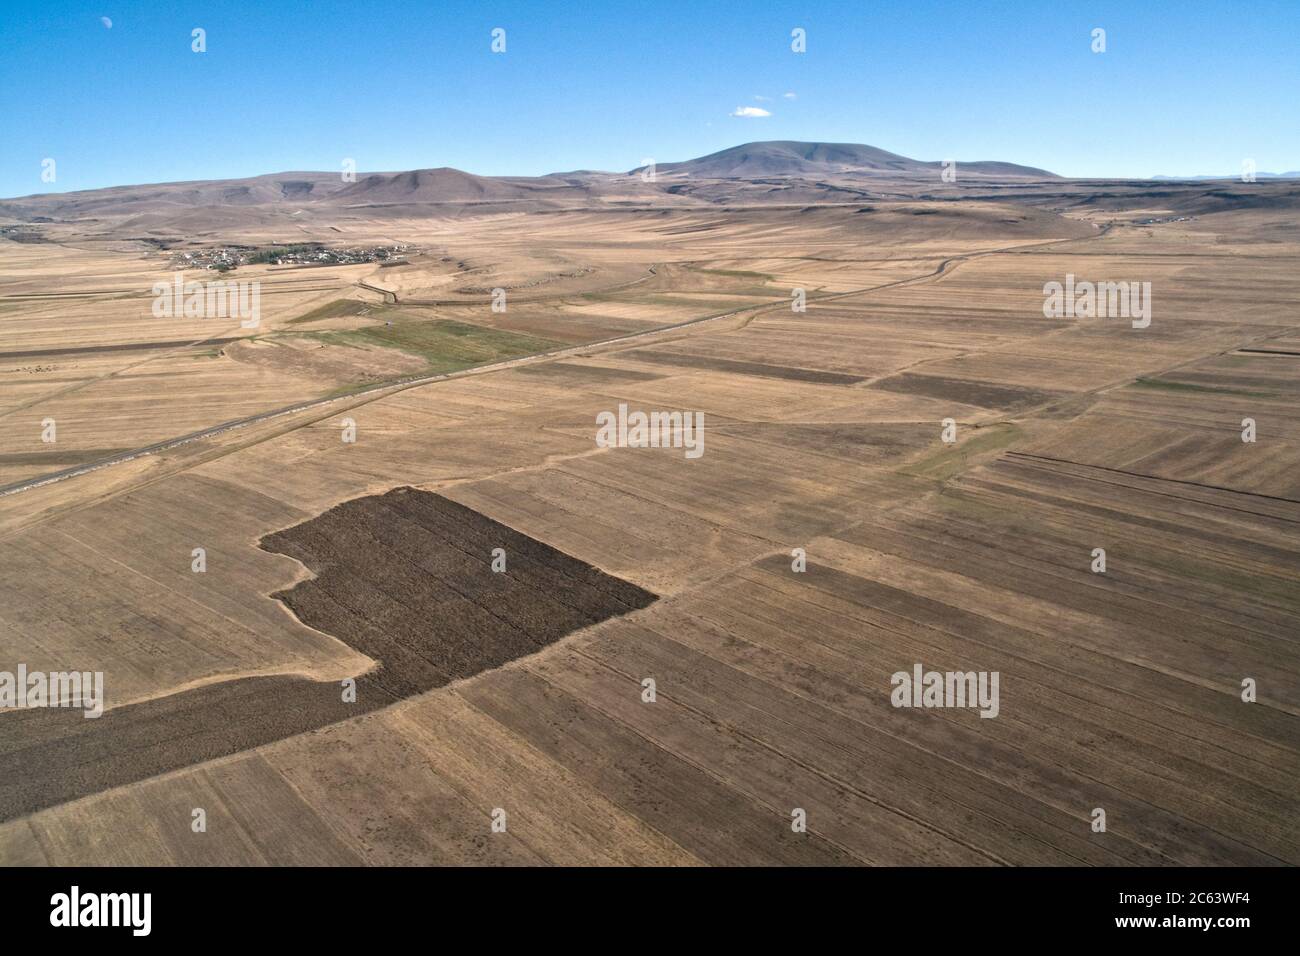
left=867, top=372, right=1063, bottom=411
left=260, top=487, right=658, bottom=698
left=0, top=489, right=655, bottom=823
left=621, top=348, right=868, bottom=384
left=0, top=337, right=246, bottom=361
left=514, top=361, right=664, bottom=385
left=0, top=675, right=370, bottom=824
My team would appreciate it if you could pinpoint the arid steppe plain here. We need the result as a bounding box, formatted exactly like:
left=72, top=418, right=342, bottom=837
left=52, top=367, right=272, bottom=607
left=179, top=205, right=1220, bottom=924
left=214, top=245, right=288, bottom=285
left=1, top=145, right=1298, bottom=864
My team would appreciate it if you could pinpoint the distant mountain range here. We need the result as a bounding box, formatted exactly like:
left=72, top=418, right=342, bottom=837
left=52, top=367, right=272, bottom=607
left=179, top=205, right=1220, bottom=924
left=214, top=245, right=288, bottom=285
left=1151, top=172, right=1300, bottom=181
left=631, top=140, right=1059, bottom=179
left=0, top=140, right=1059, bottom=212
left=5, top=142, right=1297, bottom=235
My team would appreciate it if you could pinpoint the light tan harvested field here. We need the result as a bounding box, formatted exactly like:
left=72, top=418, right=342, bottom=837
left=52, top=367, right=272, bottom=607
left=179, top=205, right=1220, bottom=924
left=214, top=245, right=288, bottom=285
left=1, top=169, right=1298, bottom=865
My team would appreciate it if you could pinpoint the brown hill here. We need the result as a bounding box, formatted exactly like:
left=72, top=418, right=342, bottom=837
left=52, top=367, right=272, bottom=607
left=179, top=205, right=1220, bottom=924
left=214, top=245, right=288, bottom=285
left=333, top=167, right=592, bottom=205
left=630, top=140, right=1059, bottom=179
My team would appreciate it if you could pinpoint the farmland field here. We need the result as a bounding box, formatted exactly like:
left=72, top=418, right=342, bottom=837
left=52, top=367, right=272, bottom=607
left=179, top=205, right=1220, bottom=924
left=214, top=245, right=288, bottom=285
left=1, top=151, right=1298, bottom=869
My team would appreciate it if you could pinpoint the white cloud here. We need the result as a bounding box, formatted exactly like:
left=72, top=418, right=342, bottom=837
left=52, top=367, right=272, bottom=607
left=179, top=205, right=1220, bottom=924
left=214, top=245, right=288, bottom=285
left=754, top=94, right=772, bottom=102
left=782, top=92, right=797, bottom=99
left=731, top=106, right=771, bottom=118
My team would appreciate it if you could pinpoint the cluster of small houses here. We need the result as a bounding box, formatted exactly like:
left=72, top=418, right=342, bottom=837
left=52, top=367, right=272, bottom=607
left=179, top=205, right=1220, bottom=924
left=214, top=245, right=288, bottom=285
left=169, top=244, right=411, bottom=270
left=172, top=248, right=242, bottom=270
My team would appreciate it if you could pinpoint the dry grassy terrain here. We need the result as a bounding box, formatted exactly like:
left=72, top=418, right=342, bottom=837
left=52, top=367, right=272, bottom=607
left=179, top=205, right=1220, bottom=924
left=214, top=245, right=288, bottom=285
left=1, top=165, right=1297, bottom=865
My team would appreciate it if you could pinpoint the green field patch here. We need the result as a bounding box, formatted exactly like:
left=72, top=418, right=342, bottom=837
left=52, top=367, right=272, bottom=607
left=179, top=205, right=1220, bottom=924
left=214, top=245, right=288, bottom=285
left=323, top=380, right=386, bottom=398
left=686, top=265, right=778, bottom=293
left=1128, top=543, right=1300, bottom=610
left=580, top=291, right=772, bottom=311
left=900, top=422, right=1025, bottom=483
left=930, top=487, right=1019, bottom=523
left=693, top=266, right=775, bottom=281
left=1130, top=377, right=1273, bottom=399
left=292, top=318, right=562, bottom=374
left=287, top=298, right=382, bottom=325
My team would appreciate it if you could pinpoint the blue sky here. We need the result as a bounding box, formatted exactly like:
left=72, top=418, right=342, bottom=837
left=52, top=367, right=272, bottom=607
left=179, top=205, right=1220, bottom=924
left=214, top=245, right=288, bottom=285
left=2, top=0, right=1297, bottom=196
